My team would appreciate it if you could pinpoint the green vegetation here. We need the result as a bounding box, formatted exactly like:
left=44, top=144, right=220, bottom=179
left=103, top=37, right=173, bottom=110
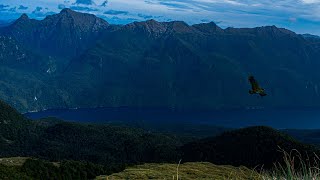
left=2, top=100, right=320, bottom=179
left=0, top=157, right=29, bottom=166
left=97, top=162, right=262, bottom=180
left=1, top=117, right=182, bottom=166
left=112, top=120, right=230, bottom=143
left=0, top=100, right=181, bottom=168
left=0, top=158, right=113, bottom=180
left=261, top=149, right=320, bottom=180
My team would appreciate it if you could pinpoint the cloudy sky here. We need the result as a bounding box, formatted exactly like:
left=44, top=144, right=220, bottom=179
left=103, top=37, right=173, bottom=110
left=0, top=0, right=320, bottom=35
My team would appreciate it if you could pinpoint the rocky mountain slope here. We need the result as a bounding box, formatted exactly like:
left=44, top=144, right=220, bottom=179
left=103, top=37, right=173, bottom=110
left=1, top=9, right=320, bottom=111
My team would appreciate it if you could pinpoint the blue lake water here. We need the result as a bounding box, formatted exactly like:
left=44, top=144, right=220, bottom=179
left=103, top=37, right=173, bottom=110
left=24, top=107, right=320, bottom=129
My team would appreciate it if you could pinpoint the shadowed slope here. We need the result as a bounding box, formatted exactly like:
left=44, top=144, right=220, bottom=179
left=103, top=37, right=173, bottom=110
left=181, top=126, right=320, bottom=169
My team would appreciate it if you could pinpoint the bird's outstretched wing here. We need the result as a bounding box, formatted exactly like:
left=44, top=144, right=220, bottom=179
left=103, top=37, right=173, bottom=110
left=248, top=76, right=267, bottom=96
left=248, top=76, right=260, bottom=92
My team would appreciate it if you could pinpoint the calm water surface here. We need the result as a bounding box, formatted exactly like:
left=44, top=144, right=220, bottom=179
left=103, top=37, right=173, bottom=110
left=24, top=107, right=320, bottom=129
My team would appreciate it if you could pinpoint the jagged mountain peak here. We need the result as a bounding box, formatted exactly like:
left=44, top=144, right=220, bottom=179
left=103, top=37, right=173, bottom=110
left=125, top=20, right=194, bottom=35
left=57, top=8, right=81, bottom=19
left=124, top=19, right=167, bottom=35
left=224, top=25, right=297, bottom=38
left=166, top=21, right=193, bottom=33
left=60, top=8, right=74, bottom=14
left=167, top=20, right=189, bottom=26
left=140, top=19, right=165, bottom=29
left=12, top=13, right=35, bottom=26
left=44, top=8, right=109, bottom=27
left=145, top=19, right=159, bottom=24
left=255, top=25, right=295, bottom=34
left=57, top=8, right=97, bottom=20
left=8, top=13, right=37, bottom=35
left=18, top=14, right=30, bottom=21
left=192, top=21, right=224, bottom=33
left=4, top=8, right=110, bottom=59
left=255, top=26, right=297, bottom=38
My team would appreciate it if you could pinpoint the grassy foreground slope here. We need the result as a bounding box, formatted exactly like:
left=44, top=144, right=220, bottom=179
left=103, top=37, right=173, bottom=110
left=0, top=157, right=29, bottom=166
left=97, top=162, right=261, bottom=180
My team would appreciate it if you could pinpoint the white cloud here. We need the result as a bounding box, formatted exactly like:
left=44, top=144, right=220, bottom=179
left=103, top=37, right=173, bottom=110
left=301, top=0, right=320, bottom=4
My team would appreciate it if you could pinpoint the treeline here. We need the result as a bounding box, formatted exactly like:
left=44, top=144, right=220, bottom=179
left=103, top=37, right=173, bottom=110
left=2, top=117, right=320, bottom=174
left=1, top=117, right=182, bottom=166
left=0, top=159, right=120, bottom=180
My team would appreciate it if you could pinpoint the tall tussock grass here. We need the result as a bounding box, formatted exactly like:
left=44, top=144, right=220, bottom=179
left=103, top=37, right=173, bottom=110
left=262, top=147, right=320, bottom=180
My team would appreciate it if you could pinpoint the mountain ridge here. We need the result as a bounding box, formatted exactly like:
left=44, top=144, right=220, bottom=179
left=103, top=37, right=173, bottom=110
left=1, top=9, right=320, bottom=112
left=3, top=8, right=109, bottom=60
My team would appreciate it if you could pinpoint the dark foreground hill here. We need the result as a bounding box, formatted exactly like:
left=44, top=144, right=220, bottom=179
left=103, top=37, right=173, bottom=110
left=1, top=9, right=320, bottom=111
left=0, top=100, right=181, bottom=165
left=0, top=157, right=113, bottom=180
left=181, top=126, right=320, bottom=169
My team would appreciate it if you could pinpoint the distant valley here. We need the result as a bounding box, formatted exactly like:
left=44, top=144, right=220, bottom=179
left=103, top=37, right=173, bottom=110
left=1, top=9, right=320, bottom=112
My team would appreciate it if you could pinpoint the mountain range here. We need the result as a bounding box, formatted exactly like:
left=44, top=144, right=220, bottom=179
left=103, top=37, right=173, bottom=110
left=1, top=9, right=320, bottom=112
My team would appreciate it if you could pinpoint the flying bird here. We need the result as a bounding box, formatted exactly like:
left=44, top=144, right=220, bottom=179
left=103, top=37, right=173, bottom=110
left=248, top=76, right=267, bottom=97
